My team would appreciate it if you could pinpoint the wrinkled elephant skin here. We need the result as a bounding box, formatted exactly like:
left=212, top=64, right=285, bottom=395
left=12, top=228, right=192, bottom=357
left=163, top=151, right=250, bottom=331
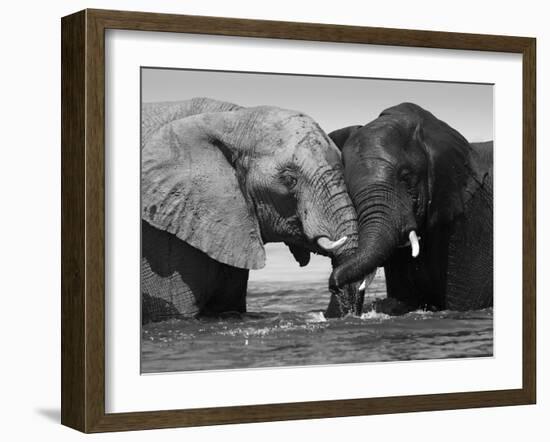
left=141, top=98, right=359, bottom=322
left=329, top=103, right=493, bottom=313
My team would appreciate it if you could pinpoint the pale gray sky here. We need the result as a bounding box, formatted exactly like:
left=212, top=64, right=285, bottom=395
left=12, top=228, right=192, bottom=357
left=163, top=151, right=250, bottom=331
left=141, top=67, right=493, bottom=283
left=142, top=68, right=493, bottom=142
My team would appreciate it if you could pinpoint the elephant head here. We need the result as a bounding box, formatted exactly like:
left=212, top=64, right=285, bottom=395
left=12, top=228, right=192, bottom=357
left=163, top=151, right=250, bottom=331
left=142, top=98, right=358, bottom=289
left=328, top=102, right=487, bottom=291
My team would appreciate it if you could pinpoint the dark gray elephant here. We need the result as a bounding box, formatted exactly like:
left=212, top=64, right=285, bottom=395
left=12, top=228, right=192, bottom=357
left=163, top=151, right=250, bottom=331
left=327, top=103, right=493, bottom=314
left=141, top=98, right=359, bottom=323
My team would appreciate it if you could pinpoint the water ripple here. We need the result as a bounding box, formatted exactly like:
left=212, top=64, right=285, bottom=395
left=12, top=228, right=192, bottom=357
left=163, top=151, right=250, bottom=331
left=142, top=274, right=493, bottom=373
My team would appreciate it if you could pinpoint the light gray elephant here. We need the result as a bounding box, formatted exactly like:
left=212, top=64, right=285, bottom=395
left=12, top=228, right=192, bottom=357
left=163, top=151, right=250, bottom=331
left=141, top=98, right=359, bottom=323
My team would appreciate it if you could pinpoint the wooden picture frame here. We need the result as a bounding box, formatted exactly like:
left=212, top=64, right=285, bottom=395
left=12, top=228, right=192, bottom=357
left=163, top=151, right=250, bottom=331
left=61, top=8, right=536, bottom=433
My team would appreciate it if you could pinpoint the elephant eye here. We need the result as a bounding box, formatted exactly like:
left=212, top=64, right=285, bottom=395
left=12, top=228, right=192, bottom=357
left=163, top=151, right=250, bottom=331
left=280, top=174, right=298, bottom=189
left=399, top=168, right=412, bottom=182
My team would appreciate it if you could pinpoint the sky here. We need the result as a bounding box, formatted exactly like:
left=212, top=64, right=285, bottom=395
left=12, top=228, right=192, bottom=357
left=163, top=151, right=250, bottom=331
left=141, top=67, right=493, bottom=283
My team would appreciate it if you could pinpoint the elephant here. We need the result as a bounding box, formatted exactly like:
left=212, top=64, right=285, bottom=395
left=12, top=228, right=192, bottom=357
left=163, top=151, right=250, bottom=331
left=327, top=102, right=493, bottom=315
left=141, top=97, right=359, bottom=323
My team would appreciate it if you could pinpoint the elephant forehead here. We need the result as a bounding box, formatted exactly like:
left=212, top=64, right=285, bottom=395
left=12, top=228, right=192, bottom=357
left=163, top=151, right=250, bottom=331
left=260, top=118, right=335, bottom=156
left=257, top=130, right=339, bottom=171
left=255, top=108, right=318, bottom=136
left=354, top=123, right=410, bottom=156
left=298, top=133, right=341, bottom=167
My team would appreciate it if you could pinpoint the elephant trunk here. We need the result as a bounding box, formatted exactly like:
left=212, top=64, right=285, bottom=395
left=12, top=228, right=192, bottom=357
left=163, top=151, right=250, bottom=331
left=329, top=184, right=410, bottom=293
left=326, top=218, right=399, bottom=317
left=326, top=186, right=359, bottom=265
left=325, top=240, right=362, bottom=318
left=301, top=164, right=359, bottom=261
left=305, top=173, right=362, bottom=318
left=331, top=219, right=400, bottom=289
left=315, top=181, right=364, bottom=317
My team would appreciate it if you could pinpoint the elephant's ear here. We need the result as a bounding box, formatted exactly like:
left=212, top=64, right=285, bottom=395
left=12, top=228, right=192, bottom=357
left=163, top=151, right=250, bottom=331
left=414, top=118, right=486, bottom=226
left=142, top=97, right=242, bottom=147
left=328, top=125, right=362, bottom=151
left=141, top=115, right=265, bottom=270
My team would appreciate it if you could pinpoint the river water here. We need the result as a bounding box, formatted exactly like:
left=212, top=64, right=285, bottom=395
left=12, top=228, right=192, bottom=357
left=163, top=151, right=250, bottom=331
left=141, top=248, right=493, bottom=373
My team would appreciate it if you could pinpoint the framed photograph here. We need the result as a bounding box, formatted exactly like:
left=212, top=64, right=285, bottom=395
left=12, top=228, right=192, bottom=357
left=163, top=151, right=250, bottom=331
left=61, top=9, right=536, bottom=433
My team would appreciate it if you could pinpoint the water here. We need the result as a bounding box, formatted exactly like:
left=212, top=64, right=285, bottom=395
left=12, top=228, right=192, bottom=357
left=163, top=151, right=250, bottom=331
left=141, top=269, right=493, bottom=373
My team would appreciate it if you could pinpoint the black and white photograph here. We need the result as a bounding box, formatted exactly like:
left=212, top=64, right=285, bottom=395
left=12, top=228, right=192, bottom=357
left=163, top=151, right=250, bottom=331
left=139, top=68, right=495, bottom=374
left=140, top=68, right=494, bottom=373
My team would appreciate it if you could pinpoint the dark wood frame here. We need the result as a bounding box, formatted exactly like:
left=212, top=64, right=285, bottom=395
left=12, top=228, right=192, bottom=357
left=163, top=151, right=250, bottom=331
left=61, top=8, right=536, bottom=433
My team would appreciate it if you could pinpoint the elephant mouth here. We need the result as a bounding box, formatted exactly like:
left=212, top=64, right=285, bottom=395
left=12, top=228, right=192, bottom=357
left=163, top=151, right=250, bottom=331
left=287, top=235, right=350, bottom=261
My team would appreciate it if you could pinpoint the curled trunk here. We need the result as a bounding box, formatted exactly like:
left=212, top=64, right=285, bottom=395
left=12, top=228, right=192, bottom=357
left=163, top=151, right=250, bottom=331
left=328, top=185, right=406, bottom=314
left=332, top=220, right=399, bottom=288
left=317, top=180, right=362, bottom=317
left=326, top=221, right=398, bottom=317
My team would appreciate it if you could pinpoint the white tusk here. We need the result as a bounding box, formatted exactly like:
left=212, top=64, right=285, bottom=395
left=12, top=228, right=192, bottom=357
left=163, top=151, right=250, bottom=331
left=317, top=236, right=347, bottom=251
left=409, top=230, right=420, bottom=258
left=359, top=279, right=367, bottom=291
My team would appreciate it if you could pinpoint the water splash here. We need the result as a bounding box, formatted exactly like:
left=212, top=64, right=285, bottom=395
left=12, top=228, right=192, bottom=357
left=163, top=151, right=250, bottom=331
left=142, top=273, right=493, bottom=373
left=306, top=312, right=327, bottom=323
left=360, top=309, right=391, bottom=320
